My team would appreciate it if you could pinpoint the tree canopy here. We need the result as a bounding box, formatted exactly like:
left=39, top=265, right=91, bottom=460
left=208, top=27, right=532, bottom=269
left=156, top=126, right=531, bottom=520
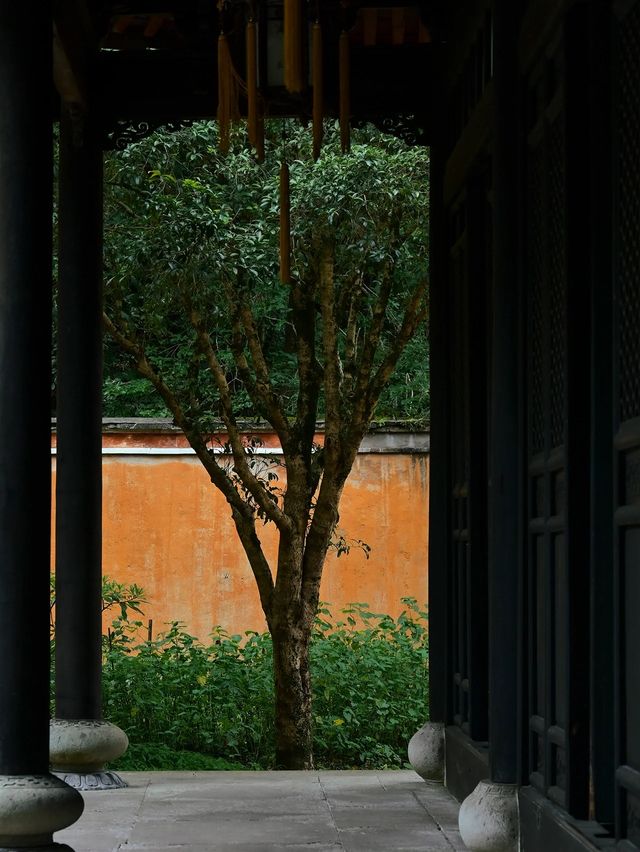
left=101, top=121, right=429, bottom=425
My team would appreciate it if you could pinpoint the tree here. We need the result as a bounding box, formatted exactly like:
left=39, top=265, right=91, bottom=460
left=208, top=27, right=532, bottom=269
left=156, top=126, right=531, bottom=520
left=103, top=120, right=429, bottom=769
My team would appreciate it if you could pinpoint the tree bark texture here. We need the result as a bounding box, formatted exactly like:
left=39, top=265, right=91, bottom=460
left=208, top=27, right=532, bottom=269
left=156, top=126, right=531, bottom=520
left=272, top=622, right=313, bottom=769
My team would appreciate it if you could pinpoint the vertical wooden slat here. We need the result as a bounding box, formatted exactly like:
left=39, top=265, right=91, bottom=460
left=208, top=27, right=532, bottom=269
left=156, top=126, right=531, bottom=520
left=588, top=0, right=615, bottom=829
left=428, top=136, right=452, bottom=726
left=563, top=2, right=593, bottom=818
left=613, top=1, right=640, bottom=844
left=489, top=0, right=523, bottom=784
left=466, top=172, right=490, bottom=744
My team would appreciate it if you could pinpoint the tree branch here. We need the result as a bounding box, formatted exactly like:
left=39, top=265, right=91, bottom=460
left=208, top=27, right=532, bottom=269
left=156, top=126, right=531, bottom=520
left=104, top=310, right=277, bottom=622
left=365, top=278, right=429, bottom=418
left=231, top=507, right=275, bottom=622
left=318, top=246, right=342, bottom=475
left=300, top=476, right=344, bottom=616
left=342, top=276, right=363, bottom=394
left=228, top=312, right=288, bottom=442
left=290, top=279, right=322, bottom=469
left=229, top=295, right=292, bottom=447
left=189, top=309, right=292, bottom=533
left=103, top=311, right=251, bottom=519
left=351, top=272, right=394, bottom=408
left=350, top=222, right=402, bottom=412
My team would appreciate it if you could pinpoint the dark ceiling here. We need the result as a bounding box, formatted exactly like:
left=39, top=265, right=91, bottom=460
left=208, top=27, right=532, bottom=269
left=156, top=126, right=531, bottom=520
left=67, top=1, right=444, bottom=141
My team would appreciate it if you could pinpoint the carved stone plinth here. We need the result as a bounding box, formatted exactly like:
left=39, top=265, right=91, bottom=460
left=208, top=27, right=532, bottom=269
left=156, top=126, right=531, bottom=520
left=408, top=721, right=445, bottom=782
left=458, top=780, right=519, bottom=852
left=50, top=719, right=128, bottom=791
left=55, top=771, right=127, bottom=792
left=0, top=773, right=83, bottom=849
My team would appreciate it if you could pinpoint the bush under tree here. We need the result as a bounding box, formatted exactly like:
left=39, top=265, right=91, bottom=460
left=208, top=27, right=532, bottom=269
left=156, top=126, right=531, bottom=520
left=103, top=599, right=429, bottom=770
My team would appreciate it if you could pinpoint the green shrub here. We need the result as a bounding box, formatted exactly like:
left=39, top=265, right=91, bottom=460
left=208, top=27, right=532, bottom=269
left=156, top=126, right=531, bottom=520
left=113, top=743, right=246, bottom=772
left=102, top=599, right=428, bottom=770
left=104, top=622, right=276, bottom=768
left=310, top=601, right=429, bottom=768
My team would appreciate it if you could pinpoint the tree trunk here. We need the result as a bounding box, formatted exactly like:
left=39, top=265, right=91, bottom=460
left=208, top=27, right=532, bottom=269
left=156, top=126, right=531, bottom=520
left=271, top=621, right=313, bottom=769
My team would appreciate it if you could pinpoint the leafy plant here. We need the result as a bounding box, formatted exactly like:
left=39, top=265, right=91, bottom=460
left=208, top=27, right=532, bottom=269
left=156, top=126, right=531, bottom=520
left=310, top=599, right=429, bottom=767
left=50, top=576, right=149, bottom=714
left=50, top=574, right=146, bottom=635
left=102, top=598, right=429, bottom=770
left=112, top=742, right=246, bottom=772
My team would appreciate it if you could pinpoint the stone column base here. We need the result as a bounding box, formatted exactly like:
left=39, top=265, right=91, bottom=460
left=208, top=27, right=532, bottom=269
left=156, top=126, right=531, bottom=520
left=53, top=771, right=127, bottom=792
left=407, top=721, right=445, bottom=782
left=458, top=780, right=519, bottom=852
left=50, top=720, right=128, bottom=792
left=0, top=773, right=84, bottom=850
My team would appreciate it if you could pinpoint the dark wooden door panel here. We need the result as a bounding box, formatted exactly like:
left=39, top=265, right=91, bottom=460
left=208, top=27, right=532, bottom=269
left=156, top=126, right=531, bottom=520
left=524, top=35, right=580, bottom=812
left=614, top=1, right=640, bottom=845
left=446, top=172, right=490, bottom=743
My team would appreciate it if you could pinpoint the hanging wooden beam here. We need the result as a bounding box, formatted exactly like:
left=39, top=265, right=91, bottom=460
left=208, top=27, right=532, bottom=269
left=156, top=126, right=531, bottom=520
left=312, top=21, right=323, bottom=160
left=246, top=18, right=258, bottom=144
left=246, top=16, right=264, bottom=160
left=279, top=162, right=291, bottom=284
left=283, top=0, right=304, bottom=93
left=339, top=30, right=351, bottom=154
left=218, top=31, right=237, bottom=154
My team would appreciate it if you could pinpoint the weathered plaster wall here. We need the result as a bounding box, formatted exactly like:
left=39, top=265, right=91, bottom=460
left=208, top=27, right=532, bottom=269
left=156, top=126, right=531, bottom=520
left=51, top=425, right=429, bottom=639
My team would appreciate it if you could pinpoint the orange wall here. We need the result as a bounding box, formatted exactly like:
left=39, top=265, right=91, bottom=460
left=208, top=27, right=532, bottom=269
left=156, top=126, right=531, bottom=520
left=51, top=433, right=429, bottom=640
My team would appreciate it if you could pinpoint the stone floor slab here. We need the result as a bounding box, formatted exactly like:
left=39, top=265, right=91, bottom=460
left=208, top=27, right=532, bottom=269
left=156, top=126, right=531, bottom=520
left=127, top=815, right=339, bottom=847
left=56, top=770, right=462, bottom=851
left=140, top=796, right=331, bottom=817
left=337, top=825, right=454, bottom=852
left=327, top=805, right=437, bottom=830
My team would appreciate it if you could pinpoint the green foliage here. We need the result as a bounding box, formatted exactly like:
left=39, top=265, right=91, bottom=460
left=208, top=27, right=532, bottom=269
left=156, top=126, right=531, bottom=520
left=311, top=600, right=429, bottom=768
left=102, top=577, right=147, bottom=619
left=50, top=576, right=148, bottom=713
left=101, top=120, right=429, bottom=425
left=102, top=599, right=429, bottom=770
left=102, top=376, right=169, bottom=418
left=50, top=574, right=147, bottom=635
left=113, top=743, right=245, bottom=772
left=104, top=622, right=276, bottom=767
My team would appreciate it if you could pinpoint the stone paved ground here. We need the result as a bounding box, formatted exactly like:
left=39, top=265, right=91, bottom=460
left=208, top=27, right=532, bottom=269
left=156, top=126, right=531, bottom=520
left=57, top=770, right=465, bottom=852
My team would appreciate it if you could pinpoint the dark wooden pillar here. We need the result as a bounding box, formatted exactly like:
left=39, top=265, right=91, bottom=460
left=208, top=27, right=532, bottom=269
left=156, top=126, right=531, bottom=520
left=51, top=107, right=127, bottom=789
left=428, top=139, right=450, bottom=728
left=0, top=0, right=55, bottom=778
left=488, top=0, right=522, bottom=785
left=55, top=106, right=104, bottom=722
left=407, top=69, right=449, bottom=781
left=0, top=4, right=83, bottom=847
